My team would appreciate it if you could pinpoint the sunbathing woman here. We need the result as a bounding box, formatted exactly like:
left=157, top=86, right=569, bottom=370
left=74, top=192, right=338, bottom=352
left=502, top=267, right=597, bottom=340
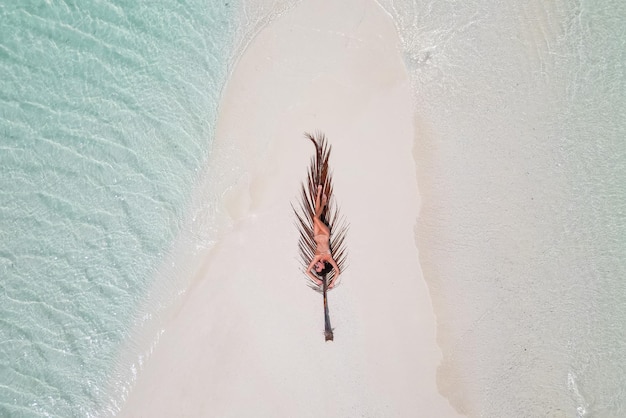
left=307, top=185, right=341, bottom=288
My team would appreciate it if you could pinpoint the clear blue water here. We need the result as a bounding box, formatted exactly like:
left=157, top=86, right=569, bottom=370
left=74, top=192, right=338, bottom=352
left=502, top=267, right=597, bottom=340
left=0, top=1, right=236, bottom=416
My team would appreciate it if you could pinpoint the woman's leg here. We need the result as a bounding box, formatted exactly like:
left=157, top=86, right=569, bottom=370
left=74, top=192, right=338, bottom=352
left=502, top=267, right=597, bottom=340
left=314, top=185, right=327, bottom=218
left=313, top=217, right=330, bottom=236
left=313, top=185, right=330, bottom=236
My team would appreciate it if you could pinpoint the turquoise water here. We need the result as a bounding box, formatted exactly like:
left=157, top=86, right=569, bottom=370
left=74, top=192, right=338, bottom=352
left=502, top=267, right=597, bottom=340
left=0, top=1, right=236, bottom=416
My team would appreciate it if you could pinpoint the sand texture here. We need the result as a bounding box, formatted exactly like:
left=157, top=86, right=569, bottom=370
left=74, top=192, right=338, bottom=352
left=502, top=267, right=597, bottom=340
left=120, top=0, right=462, bottom=416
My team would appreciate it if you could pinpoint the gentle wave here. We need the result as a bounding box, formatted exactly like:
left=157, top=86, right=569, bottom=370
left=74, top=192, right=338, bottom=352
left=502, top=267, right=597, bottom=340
left=0, top=0, right=236, bottom=416
left=377, top=0, right=626, bottom=416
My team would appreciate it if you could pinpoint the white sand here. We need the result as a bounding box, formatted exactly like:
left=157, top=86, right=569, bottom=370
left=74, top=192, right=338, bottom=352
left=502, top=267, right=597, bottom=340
left=120, top=0, right=463, bottom=416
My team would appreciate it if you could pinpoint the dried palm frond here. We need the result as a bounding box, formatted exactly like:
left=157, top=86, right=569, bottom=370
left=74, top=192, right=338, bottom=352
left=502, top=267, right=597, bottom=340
left=292, top=132, right=348, bottom=341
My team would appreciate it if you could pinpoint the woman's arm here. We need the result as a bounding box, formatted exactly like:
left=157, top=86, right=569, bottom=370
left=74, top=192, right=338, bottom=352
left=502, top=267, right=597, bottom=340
left=306, top=255, right=323, bottom=285
left=328, top=257, right=340, bottom=288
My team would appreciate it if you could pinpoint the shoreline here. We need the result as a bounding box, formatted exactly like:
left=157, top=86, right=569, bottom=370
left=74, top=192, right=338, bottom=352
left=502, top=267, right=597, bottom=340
left=119, top=0, right=462, bottom=416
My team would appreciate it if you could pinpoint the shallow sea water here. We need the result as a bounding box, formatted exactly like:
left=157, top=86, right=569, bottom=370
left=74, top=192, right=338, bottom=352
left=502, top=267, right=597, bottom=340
left=0, top=1, right=237, bottom=416
left=0, top=0, right=302, bottom=415
left=378, top=0, right=626, bottom=416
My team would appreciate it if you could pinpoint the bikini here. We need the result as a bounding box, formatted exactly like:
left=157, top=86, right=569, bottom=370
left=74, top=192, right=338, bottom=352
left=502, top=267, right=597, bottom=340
left=314, top=234, right=331, bottom=255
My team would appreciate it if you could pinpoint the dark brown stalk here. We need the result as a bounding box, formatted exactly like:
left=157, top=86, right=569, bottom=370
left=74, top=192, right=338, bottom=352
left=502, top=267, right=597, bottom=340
left=292, top=132, right=348, bottom=341
left=323, top=276, right=333, bottom=341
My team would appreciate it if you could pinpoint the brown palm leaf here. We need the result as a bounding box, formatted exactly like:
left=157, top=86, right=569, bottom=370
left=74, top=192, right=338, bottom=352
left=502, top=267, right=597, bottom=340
left=292, top=132, right=348, bottom=341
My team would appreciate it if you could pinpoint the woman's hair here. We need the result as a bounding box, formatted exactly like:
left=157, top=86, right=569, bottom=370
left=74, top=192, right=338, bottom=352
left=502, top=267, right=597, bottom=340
left=315, top=261, right=334, bottom=277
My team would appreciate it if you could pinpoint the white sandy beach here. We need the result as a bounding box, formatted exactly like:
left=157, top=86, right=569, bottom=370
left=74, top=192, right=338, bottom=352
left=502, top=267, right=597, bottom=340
left=120, top=0, right=463, bottom=416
